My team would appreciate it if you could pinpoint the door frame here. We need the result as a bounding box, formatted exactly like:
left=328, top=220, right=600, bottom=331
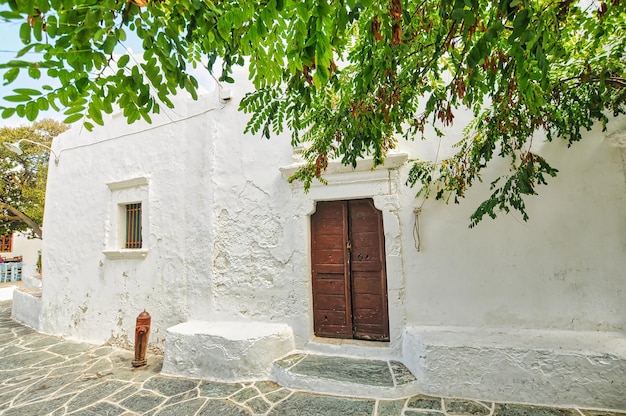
left=306, top=193, right=404, bottom=346
left=281, top=151, right=408, bottom=350
left=310, top=199, right=390, bottom=341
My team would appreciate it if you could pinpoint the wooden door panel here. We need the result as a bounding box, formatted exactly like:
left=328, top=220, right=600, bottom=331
left=312, top=199, right=388, bottom=341
left=352, top=293, right=386, bottom=309
left=351, top=274, right=386, bottom=294
left=314, top=279, right=347, bottom=294
left=311, top=201, right=351, bottom=338
left=314, top=220, right=345, bottom=233
left=350, top=261, right=383, bottom=272
left=315, top=294, right=347, bottom=310
left=350, top=219, right=379, bottom=230
left=313, top=264, right=345, bottom=274
left=314, top=310, right=348, bottom=327
left=351, top=309, right=385, bottom=324
left=352, top=232, right=380, bottom=246
left=348, top=199, right=389, bottom=341
left=350, top=222, right=380, bottom=233
left=314, top=234, right=345, bottom=249
left=353, top=324, right=387, bottom=341
left=315, top=249, right=346, bottom=264
left=350, top=252, right=382, bottom=263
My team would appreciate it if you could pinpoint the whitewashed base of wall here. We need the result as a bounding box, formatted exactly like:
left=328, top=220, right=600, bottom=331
left=11, top=274, right=44, bottom=332
left=161, top=320, right=626, bottom=410
left=402, top=326, right=626, bottom=410
left=161, top=320, right=295, bottom=382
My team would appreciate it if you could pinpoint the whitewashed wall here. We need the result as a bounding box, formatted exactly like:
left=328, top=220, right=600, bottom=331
left=42, top=92, right=221, bottom=346
left=41, top=71, right=626, bottom=355
left=393, top=119, right=626, bottom=332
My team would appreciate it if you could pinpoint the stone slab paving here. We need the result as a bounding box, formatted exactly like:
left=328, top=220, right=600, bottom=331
left=1, top=300, right=624, bottom=416
left=274, top=353, right=417, bottom=388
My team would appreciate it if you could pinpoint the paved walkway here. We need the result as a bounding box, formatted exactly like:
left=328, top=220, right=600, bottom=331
left=0, top=300, right=622, bottom=416
left=0, top=283, right=21, bottom=302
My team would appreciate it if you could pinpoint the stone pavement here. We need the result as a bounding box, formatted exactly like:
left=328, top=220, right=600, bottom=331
left=0, top=301, right=623, bottom=416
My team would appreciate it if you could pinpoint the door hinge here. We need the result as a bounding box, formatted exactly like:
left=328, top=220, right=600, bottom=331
left=346, top=241, right=352, bottom=250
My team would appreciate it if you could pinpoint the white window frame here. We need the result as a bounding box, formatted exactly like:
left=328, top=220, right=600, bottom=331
left=103, top=176, right=150, bottom=260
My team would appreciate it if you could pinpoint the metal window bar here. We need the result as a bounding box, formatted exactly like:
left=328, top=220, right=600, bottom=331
left=125, top=203, right=142, bottom=249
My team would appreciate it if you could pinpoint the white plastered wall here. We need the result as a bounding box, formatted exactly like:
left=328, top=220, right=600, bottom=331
left=39, top=68, right=626, bottom=366
left=395, top=123, right=626, bottom=332
left=41, top=93, right=220, bottom=347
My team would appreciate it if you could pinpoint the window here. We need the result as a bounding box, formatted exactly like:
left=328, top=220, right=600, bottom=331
left=0, top=233, right=12, bottom=252
left=103, top=176, right=149, bottom=259
left=125, top=203, right=142, bottom=249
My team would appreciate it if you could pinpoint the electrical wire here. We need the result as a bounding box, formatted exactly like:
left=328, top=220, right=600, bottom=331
left=59, top=105, right=224, bottom=156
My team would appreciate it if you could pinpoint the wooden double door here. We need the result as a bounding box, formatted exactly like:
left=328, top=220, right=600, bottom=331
left=311, top=199, right=390, bottom=341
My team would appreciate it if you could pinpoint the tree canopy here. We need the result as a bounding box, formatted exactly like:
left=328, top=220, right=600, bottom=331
left=0, top=0, right=624, bottom=224
left=0, top=119, right=68, bottom=239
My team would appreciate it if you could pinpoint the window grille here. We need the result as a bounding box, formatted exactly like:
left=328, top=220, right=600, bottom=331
left=0, top=234, right=12, bottom=252
left=125, top=203, right=142, bottom=249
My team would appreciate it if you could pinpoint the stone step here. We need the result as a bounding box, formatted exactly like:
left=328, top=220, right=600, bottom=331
left=270, top=353, right=421, bottom=399
left=403, top=326, right=626, bottom=409
left=162, top=320, right=295, bottom=382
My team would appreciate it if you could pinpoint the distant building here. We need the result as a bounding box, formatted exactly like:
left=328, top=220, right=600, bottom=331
left=1, top=231, right=40, bottom=275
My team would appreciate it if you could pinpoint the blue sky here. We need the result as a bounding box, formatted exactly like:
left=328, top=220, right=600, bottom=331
left=0, top=9, right=219, bottom=129
left=0, top=13, right=56, bottom=127
left=0, top=6, right=144, bottom=128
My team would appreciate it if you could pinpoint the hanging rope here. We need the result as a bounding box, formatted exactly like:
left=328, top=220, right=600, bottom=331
left=413, top=207, right=421, bottom=252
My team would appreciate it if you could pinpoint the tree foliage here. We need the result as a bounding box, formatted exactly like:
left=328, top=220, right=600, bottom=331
left=0, top=0, right=624, bottom=224
left=0, top=119, right=68, bottom=238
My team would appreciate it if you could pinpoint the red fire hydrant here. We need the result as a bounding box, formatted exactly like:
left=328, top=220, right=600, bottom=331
left=132, top=310, right=151, bottom=367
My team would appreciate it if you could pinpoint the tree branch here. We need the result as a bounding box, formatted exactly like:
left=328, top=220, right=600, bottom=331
left=0, top=202, right=42, bottom=239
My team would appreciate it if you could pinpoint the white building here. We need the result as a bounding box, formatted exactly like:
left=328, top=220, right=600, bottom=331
left=16, top=74, right=626, bottom=409
left=1, top=231, right=41, bottom=275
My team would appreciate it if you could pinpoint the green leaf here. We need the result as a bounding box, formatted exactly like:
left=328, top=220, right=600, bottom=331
left=117, top=54, right=130, bottom=68
left=512, top=9, right=530, bottom=30
left=16, top=44, right=36, bottom=57
left=63, top=113, right=84, bottom=124
left=463, top=10, right=476, bottom=26
left=1, top=107, right=16, bottom=118
left=1, top=60, right=30, bottom=68
left=13, top=88, right=42, bottom=96
left=83, top=121, right=94, bottom=131
left=46, top=15, right=58, bottom=37
left=64, top=104, right=85, bottom=115
left=28, top=66, right=41, bottom=79
left=0, top=11, right=22, bottom=19
left=451, top=8, right=465, bottom=22
left=37, top=96, right=49, bottom=111
left=3, top=95, right=31, bottom=102
left=19, top=22, right=31, bottom=44
left=3, top=67, right=20, bottom=84
left=102, top=35, right=116, bottom=54
left=85, top=8, right=101, bottom=28
left=33, top=16, right=43, bottom=41
left=117, top=28, right=126, bottom=42
left=25, top=101, right=39, bottom=121
left=88, top=105, right=104, bottom=126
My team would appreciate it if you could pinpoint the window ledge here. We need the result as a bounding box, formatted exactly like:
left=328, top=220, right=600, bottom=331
left=103, top=249, right=149, bottom=260
left=107, top=176, right=150, bottom=191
